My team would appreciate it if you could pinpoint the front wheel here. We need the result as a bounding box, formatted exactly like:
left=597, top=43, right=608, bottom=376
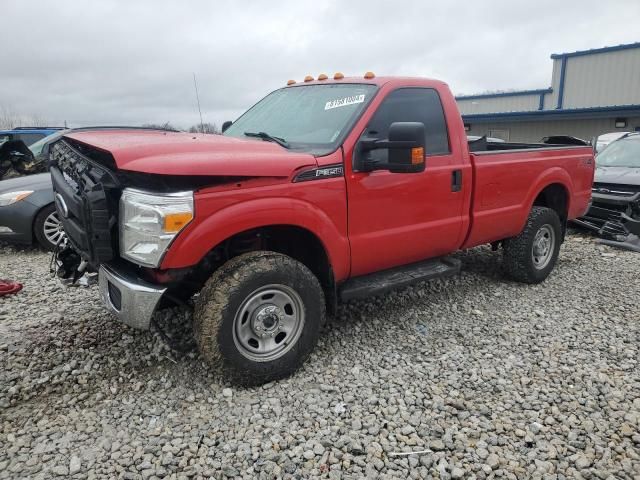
left=34, top=204, right=66, bottom=251
left=503, top=206, right=562, bottom=284
left=193, top=251, right=325, bottom=386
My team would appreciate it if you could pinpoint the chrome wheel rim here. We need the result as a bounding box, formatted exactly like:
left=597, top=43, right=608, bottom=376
left=233, top=284, right=305, bottom=362
left=43, top=211, right=65, bottom=246
left=532, top=224, right=555, bottom=270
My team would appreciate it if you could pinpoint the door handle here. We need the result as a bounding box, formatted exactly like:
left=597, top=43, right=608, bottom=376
left=451, top=169, right=462, bottom=192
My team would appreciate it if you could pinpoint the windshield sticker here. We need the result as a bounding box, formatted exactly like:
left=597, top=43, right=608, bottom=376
left=325, top=94, right=366, bottom=110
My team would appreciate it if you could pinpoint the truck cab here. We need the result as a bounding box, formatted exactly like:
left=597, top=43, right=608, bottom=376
left=50, top=73, right=594, bottom=385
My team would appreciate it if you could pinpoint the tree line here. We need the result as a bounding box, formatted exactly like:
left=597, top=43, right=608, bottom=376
left=1, top=105, right=220, bottom=134
left=0, top=106, right=49, bottom=130
left=141, top=122, right=220, bottom=134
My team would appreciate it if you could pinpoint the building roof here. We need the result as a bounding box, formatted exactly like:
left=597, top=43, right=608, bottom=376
left=550, top=41, right=640, bottom=59
left=456, top=88, right=551, bottom=101
left=458, top=41, right=640, bottom=117
left=456, top=41, right=640, bottom=102
left=462, top=104, right=640, bottom=123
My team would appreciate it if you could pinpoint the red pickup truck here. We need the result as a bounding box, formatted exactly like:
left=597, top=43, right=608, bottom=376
left=50, top=74, right=594, bottom=385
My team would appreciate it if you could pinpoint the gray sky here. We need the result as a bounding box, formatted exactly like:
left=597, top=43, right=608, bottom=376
left=2, top=0, right=640, bottom=130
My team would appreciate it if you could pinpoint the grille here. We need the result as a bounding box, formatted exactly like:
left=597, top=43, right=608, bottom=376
left=584, top=181, right=640, bottom=237
left=51, top=140, right=88, bottom=191
left=49, top=139, right=121, bottom=266
left=590, top=201, right=628, bottom=215
left=592, top=183, right=640, bottom=196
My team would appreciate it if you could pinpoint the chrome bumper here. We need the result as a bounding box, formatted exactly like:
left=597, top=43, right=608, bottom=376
left=98, top=264, right=166, bottom=330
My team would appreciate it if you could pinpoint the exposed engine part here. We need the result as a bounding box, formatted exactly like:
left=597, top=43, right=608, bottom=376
left=575, top=183, right=640, bottom=245
left=599, top=219, right=629, bottom=239
left=597, top=213, right=640, bottom=253
left=0, top=140, right=46, bottom=180
left=51, top=245, right=88, bottom=285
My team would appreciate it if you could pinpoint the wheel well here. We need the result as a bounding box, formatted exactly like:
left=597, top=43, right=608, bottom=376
left=533, top=183, right=569, bottom=238
left=179, top=225, right=336, bottom=313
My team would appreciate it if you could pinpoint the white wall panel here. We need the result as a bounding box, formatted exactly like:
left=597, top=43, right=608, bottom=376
left=466, top=117, right=640, bottom=143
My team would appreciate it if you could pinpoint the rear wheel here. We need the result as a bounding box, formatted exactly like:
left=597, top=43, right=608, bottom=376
left=503, top=206, right=562, bottom=284
left=34, top=204, right=65, bottom=251
left=193, top=251, right=325, bottom=386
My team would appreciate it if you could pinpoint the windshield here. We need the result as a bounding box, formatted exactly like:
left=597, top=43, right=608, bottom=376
left=595, top=132, right=630, bottom=153
left=596, top=135, right=640, bottom=168
left=224, top=83, right=377, bottom=155
left=28, top=131, right=65, bottom=157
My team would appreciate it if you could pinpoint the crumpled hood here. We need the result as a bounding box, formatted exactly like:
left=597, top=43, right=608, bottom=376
left=594, top=165, right=640, bottom=187
left=64, top=130, right=318, bottom=177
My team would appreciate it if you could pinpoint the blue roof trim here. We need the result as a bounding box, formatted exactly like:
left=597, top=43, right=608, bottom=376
left=0, top=128, right=62, bottom=135
left=462, top=104, right=640, bottom=122
left=551, top=41, right=640, bottom=59
left=556, top=56, right=568, bottom=109
left=456, top=88, right=552, bottom=101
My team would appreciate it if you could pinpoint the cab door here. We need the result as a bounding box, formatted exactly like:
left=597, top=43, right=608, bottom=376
left=346, top=87, right=467, bottom=277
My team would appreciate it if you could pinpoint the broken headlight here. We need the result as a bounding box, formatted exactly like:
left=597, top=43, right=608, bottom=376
left=119, top=188, right=193, bottom=267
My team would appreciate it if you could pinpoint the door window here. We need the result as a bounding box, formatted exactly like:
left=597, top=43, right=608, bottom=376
left=363, top=88, right=450, bottom=157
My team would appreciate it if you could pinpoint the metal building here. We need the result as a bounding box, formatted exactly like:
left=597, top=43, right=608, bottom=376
left=457, top=42, right=640, bottom=142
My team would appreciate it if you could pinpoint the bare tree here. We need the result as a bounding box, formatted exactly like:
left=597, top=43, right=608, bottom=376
left=141, top=122, right=178, bottom=131
left=0, top=106, right=52, bottom=129
left=188, top=122, right=219, bottom=134
left=0, top=106, right=20, bottom=129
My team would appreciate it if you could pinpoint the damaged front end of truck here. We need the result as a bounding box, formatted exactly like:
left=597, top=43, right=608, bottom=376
left=47, top=127, right=319, bottom=330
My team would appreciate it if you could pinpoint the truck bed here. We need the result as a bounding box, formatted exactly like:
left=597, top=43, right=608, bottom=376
left=468, top=135, right=587, bottom=153
left=462, top=145, right=594, bottom=249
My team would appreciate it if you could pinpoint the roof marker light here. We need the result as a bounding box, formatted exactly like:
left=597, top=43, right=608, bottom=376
left=304, top=75, right=314, bottom=82
left=334, top=72, right=344, bottom=80
left=364, top=71, right=375, bottom=79
left=287, top=79, right=296, bottom=85
left=318, top=73, right=328, bottom=81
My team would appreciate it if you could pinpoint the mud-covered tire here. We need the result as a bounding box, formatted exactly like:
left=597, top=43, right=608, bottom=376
left=193, top=251, right=325, bottom=386
left=503, top=207, right=562, bottom=284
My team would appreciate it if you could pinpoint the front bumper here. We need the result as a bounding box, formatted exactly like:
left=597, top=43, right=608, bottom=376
left=573, top=191, right=640, bottom=237
left=98, top=263, right=166, bottom=330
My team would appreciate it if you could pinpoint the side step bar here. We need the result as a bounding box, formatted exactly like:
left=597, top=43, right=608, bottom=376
left=339, top=257, right=461, bottom=302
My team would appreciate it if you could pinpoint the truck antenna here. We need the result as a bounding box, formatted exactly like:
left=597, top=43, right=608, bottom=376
left=193, top=73, right=205, bottom=133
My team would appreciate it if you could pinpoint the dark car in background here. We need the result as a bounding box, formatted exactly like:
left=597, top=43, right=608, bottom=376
left=0, top=130, right=67, bottom=249
left=574, top=133, right=640, bottom=238
left=0, top=126, right=177, bottom=250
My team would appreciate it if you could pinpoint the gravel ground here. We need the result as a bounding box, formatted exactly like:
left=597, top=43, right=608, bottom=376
left=0, top=233, right=639, bottom=480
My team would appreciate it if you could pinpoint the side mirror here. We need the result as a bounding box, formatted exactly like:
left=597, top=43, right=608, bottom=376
left=221, top=120, right=233, bottom=133
left=355, top=122, right=426, bottom=173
